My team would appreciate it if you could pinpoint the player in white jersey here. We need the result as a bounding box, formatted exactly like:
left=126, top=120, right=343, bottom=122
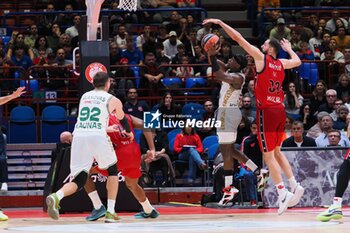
left=208, top=47, right=260, bottom=206
left=46, top=72, right=135, bottom=223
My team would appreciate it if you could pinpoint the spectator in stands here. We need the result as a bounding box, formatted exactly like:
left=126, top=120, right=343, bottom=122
left=113, top=58, right=136, bottom=102
left=121, top=36, right=144, bottom=65
left=109, top=42, right=122, bottom=66
left=163, top=31, right=183, bottom=59
left=334, top=105, right=349, bottom=131
left=0, top=41, right=6, bottom=66
left=197, top=100, right=217, bottom=140
left=142, top=31, right=158, bottom=57
left=11, top=45, right=33, bottom=70
left=158, top=92, right=181, bottom=123
left=301, top=104, right=316, bottom=130
left=343, top=47, right=350, bottom=74
left=325, top=10, right=348, bottom=35
left=318, top=89, right=337, bottom=114
left=192, top=44, right=207, bottom=76
left=114, top=24, right=128, bottom=50
left=297, top=41, right=315, bottom=61
left=6, top=33, right=34, bottom=61
left=55, top=48, right=73, bottom=65
left=177, top=0, right=196, bottom=8
left=46, top=24, right=62, bottom=52
left=257, top=0, right=281, bottom=24
left=319, top=18, right=327, bottom=30
left=155, top=42, right=171, bottom=63
left=283, top=116, right=294, bottom=141
left=244, top=80, right=256, bottom=109
left=282, top=121, right=316, bottom=148
left=123, top=88, right=150, bottom=119
left=178, top=17, right=190, bottom=42
left=166, top=11, right=181, bottom=36
left=196, top=22, right=212, bottom=42
left=156, top=24, right=169, bottom=44
left=217, top=41, right=233, bottom=63
left=173, top=125, right=207, bottom=185
left=319, top=31, right=331, bottom=56
left=346, top=113, right=350, bottom=138
left=326, top=129, right=342, bottom=147
left=24, top=24, right=38, bottom=49
left=321, top=39, right=345, bottom=63
left=335, top=74, right=349, bottom=103
left=57, top=4, right=75, bottom=26
left=65, top=15, right=80, bottom=39
left=309, top=26, right=324, bottom=59
left=136, top=25, right=151, bottom=52
left=140, top=129, right=175, bottom=187
left=239, top=121, right=261, bottom=206
left=290, top=29, right=302, bottom=52
left=33, top=48, right=48, bottom=65
left=139, top=52, right=164, bottom=93
left=310, top=81, right=327, bottom=115
left=243, top=54, right=256, bottom=82
left=332, top=27, right=350, bottom=51
left=241, top=96, right=256, bottom=124
left=32, top=36, right=53, bottom=58
left=38, top=3, right=58, bottom=35
left=269, top=18, right=291, bottom=41
left=176, top=55, right=194, bottom=82
left=330, top=98, right=343, bottom=121
left=305, top=14, right=319, bottom=33
left=315, top=114, right=350, bottom=147
left=284, top=82, right=304, bottom=115
left=151, top=0, right=177, bottom=23
left=183, top=29, right=199, bottom=58
left=51, top=131, right=72, bottom=163
left=171, top=44, right=186, bottom=65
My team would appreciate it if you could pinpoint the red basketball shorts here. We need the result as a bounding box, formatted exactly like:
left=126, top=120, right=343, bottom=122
left=94, top=145, right=142, bottom=179
left=256, top=106, right=286, bottom=153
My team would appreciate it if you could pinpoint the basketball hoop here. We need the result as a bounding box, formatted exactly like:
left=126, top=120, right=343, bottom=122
left=118, top=0, right=138, bottom=12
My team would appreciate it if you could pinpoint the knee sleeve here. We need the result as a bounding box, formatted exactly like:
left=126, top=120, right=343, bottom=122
left=72, top=171, right=88, bottom=190
left=107, top=164, right=118, bottom=176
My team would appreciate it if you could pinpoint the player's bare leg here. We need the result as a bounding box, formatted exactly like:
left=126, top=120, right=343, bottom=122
left=274, top=147, right=304, bottom=207
left=263, top=151, right=293, bottom=215
left=125, top=176, right=159, bottom=219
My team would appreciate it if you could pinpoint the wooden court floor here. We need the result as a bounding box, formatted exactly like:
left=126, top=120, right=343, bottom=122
left=0, top=206, right=349, bottom=233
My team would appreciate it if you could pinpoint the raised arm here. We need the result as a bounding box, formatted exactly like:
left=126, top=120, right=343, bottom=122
left=279, top=38, right=302, bottom=69
left=203, top=19, right=264, bottom=63
left=0, top=87, right=26, bottom=105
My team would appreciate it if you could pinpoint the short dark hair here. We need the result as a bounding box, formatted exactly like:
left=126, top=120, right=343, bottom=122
left=327, top=129, right=341, bottom=137
left=93, top=72, right=109, bottom=88
left=292, top=120, right=304, bottom=129
left=232, top=54, right=248, bottom=69
left=268, top=38, right=281, bottom=54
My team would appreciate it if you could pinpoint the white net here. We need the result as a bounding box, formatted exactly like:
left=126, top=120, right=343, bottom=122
left=118, top=0, right=138, bottom=12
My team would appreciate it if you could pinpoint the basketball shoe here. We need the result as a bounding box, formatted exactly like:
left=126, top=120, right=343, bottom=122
left=316, top=205, right=343, bottom=222
left=46, top=193, right=60, bottom=220
left=277, top=191, right=294, bottom=215
left=288, top=183, right=305, bottom=207
left=218, top=186, right=239, bottom=206
left=86, top=205, right=106, bottom=221
left=257, top=169, right=269, bottom=192
left=134, top=209, right=160, bottom=219
left=0, top=210, right=8, bottom=221
left=104, top=211, right=120, bottom=223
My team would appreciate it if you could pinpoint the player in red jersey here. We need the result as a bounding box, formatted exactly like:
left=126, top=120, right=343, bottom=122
left=84, top=114, right=159, bottom=221
left=204, top=18, right=304, bottom=215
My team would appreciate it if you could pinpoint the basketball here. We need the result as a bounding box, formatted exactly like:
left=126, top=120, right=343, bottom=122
left=201, top=33, right=220, bottom=52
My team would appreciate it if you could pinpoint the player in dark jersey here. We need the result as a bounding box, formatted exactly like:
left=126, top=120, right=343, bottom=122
left=84, top=114, right=159, bottom=221
left=204, top=18, right=303, bottom=215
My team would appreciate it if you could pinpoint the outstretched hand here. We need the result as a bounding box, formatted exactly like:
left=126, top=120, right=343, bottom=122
left=280, top=38, right=292, bottom=52
left=144, top=149, right=156, bottom=163
left=203, top=18, right=222, bottom=26
left=12, top=86, right=26, bottom=99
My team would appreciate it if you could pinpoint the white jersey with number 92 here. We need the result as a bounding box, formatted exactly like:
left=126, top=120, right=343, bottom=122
left=74, top=90, right=113, bottom=134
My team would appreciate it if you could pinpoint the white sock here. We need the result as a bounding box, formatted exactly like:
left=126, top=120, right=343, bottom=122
left=140, top=198, right=153, bottom=214
left=246, top=159, right=258, bottom=172
left=275, top=182, right=287, bottom=198
left=56, top=190, right=64, bottom=201
left=88, top=191, right=103, bottom=210
left=333, top=197, right=342, bottom=207
left=225, top=175, right=233, bottom=188
left=107, top=199, right=116, bottom=214
left=288, top=176, right=298, bottom=192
